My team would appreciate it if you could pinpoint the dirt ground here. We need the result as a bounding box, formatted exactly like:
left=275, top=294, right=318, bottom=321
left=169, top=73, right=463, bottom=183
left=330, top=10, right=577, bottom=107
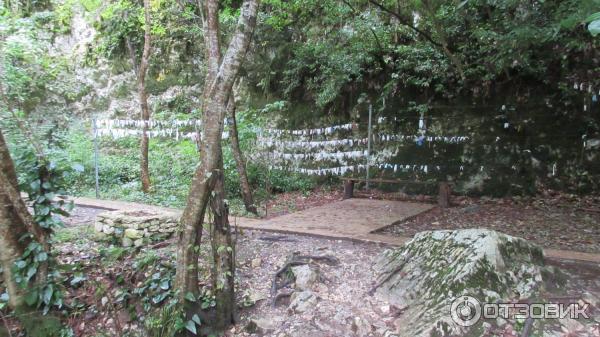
left=378, top=193, right=600, bottom=254
left=50, top=222, right=600, bottom=337
left=47, top=190, right=600, bottom=337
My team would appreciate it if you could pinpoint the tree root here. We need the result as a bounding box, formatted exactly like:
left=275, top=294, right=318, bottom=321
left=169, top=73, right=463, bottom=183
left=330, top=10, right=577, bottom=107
left=270, top=254, right=340, bottom=299
left=271, top=289, right=294, bottom=308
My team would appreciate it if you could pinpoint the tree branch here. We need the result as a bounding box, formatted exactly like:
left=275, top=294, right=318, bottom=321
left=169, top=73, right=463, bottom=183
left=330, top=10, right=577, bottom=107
left=367, top=0, right=443, bottom=49
left=342, top=0, right=385, bottom=53
left=208, top=0, right=260, bottom=98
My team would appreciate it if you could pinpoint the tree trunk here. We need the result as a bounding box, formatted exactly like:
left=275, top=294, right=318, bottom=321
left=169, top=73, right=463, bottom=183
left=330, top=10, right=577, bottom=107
left=227, top=95, right=257, bottom=215
left=174, top=0, right=260, bottom=331
left=139, top=0, right=152, bottom=193
left=437, top=182, right=451, bottom=208
left=209, top=159, right=236, bottom=329
left=0, top=130, right=34, bottom=310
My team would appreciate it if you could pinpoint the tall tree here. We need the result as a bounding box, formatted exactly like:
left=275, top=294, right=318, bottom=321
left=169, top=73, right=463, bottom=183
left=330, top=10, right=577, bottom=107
left=0, top=129, right=63, bottom=336
left=126, top=0, right=153, bottom=193
left=95, top=0, right=157, bottom=194
left=0, top=129, right=32, bottom=311
left=227, top=93, right=258, bottom=215
left=174, top=0, right=260, bottom=330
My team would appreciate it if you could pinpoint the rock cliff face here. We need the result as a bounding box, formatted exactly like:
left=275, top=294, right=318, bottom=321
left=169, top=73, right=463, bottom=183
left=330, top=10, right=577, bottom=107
left=373, top=229, right=566, bottom=337
left=49, top=6, right=202, bottom=119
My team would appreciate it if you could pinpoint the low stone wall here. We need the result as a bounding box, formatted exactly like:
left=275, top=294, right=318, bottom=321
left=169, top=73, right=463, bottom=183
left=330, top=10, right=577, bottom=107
left=94, top=210, right=181, bottom=247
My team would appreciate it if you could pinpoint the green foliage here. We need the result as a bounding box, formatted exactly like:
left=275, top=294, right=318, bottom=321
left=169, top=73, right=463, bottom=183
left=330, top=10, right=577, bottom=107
left=52, top=0, right=75, bottom=33
left=80, top=0, right=102, bottom=12
left=245, top=0, right=600, bottom=122
left=587, top=12, right=600, bottom=36
left=0, top=121, right=81, bottom=316
left=144, top=298, right=185, bottom=337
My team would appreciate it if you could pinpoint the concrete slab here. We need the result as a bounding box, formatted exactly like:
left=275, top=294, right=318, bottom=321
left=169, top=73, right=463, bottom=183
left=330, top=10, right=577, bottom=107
left=240, top=199, right=434, bottom=238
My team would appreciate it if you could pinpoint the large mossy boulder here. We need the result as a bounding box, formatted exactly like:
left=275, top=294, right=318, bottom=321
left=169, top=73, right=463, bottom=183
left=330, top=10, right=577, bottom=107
left=373, top=229, right=564, bottom=337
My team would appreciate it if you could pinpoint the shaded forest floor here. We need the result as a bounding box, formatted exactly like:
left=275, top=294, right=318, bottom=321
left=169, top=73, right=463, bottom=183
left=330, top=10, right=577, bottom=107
left=46, top=217, right=600, bottom=337
left=2, top=189, right=599, bottom=336
left=240, top=187, right=600, bottom=254
left=378, top=192, right=600, bottom=254
left=51, top=224, right=391, bottom=337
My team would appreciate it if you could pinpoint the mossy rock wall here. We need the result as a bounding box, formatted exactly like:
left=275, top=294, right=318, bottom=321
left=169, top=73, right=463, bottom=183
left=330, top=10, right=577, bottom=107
left=94, top=210, right=181, bottom=247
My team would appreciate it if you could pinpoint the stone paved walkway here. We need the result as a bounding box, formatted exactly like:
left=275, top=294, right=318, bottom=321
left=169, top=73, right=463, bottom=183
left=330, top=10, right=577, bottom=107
left=67, top=196, right=600, bottom=263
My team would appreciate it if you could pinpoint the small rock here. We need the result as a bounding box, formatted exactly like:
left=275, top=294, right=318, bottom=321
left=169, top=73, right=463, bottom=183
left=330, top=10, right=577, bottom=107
left=124, top=228, right=143, bottom=239
left=122, top=237, right=133, bottom=247
left=291, top=264, right=319, bottom=290
left=251, top=258, right=262, bottom=268
left=333, top=308, right=352, bottom=322
left=133, top=238, right=144, bottom=247
left=246, top=317, right=279, bottom=334
left=352, top=316, right=372, bottom=337
left=101, top=296, right=108, bottom=307
left=288, top=290, right=318, bottom=313
left=245, top=289, right=268, bottom=305
left=380, top=305, right=391, bottom=316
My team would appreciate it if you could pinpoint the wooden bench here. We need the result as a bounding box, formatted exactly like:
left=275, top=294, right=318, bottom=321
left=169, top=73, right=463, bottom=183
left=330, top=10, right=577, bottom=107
left=340, top=177, right=451, bottom=208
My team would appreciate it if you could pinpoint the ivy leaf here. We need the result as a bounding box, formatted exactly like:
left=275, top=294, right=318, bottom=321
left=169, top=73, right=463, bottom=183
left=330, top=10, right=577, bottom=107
left=152, top=292, right=168, bottom=304
left=25, top=289, right=38, bottom=306
left=588, top=20, right=600, bottom=37
left=185, top=320, right=197, bottom=335
left=159, top=279, right=170, bottom=290
left=42, top=286, right=54, bottom=304
left=70, top=274, right=87, bottom=286
left=191, top=314, right=201, bottom=326
left=15, top=260, right=27, bottom=269
left=26, top=266, right=37, bottom=280
left=584, top=12, right=600, bottom=23
left=184, top=292, right=196, bottom=302
left=30, top=180, right=40, bottom=190
left=38, top=206, right=50, bottom=216
left=35, top=252, right=48, bottom=262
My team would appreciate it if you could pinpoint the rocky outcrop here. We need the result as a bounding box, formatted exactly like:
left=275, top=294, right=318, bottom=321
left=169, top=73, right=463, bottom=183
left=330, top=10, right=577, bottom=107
left=94, top=210, right=179, bottom=247
left=373, top=229, right=564, bottom=337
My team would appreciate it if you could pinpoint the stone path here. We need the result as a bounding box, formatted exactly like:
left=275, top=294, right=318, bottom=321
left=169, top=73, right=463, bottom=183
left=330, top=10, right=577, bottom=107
left=65, top=196, right=600, bottom=263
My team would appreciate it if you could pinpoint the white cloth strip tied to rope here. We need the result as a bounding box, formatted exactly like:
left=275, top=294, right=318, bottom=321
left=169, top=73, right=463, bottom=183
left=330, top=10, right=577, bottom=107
left=95, top=119, right=202, bottom=128
left=264, top=123, right=353, bottom=136
left=267, top=163, right=482, bottom=176
left=95, top=127, right=229, bottom=140
left=377, top=134, right=470, bottom=143
left=268, top=150, right=368, bottom=161
left=257, top=137, right=369, bottom=150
